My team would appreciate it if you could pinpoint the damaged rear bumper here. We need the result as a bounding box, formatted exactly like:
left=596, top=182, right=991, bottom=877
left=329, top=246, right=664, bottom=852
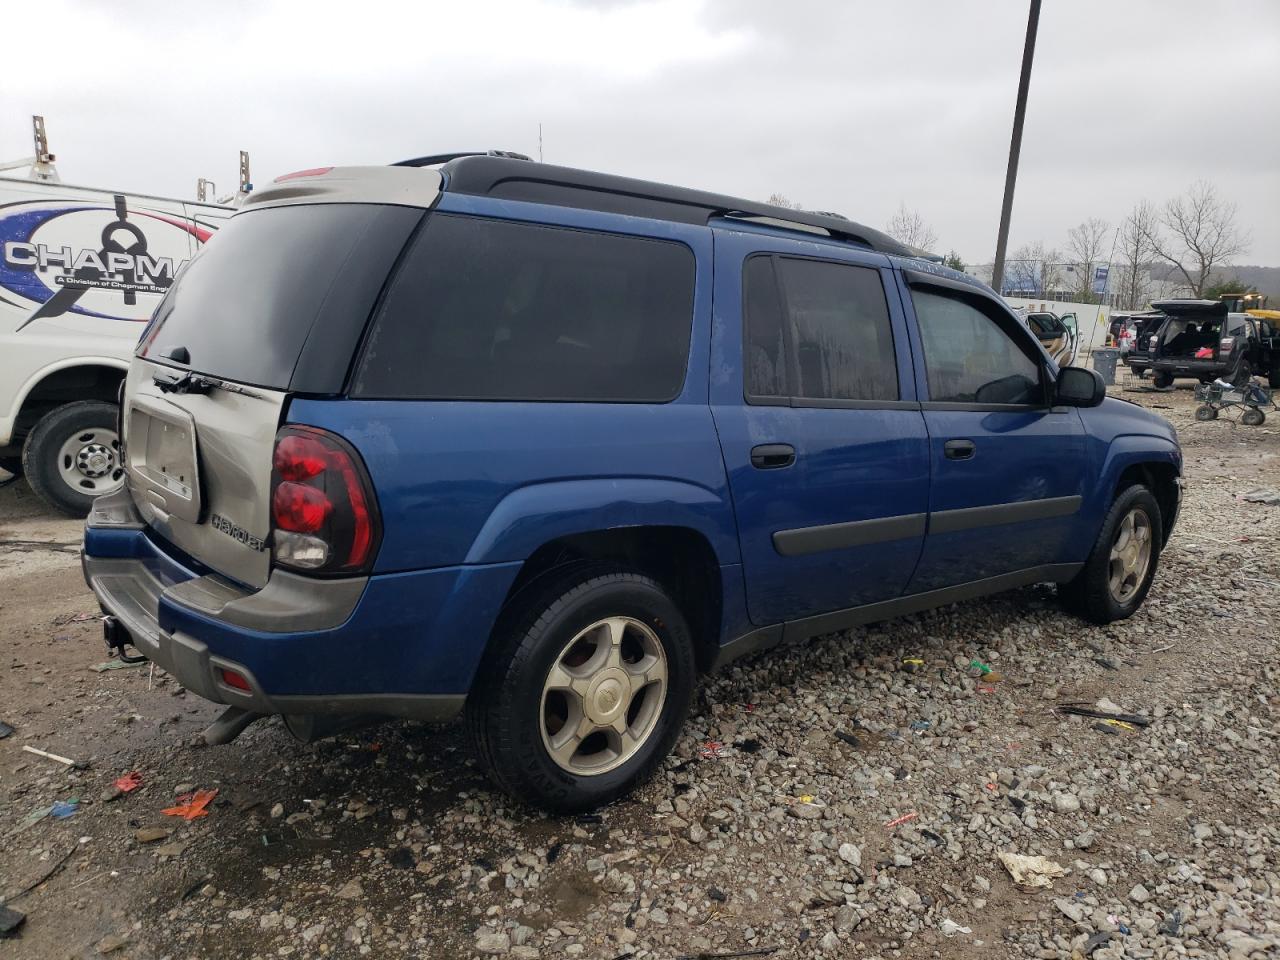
left=82, top=488, right=476, bottom=724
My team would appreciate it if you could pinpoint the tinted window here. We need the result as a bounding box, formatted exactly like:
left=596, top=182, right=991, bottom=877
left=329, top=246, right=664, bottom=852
left=140, top=204, right=412, bottom=389
left=912, top=289, right=1042, bottom=404
left=353, top=215, right=695, bottom=401
left=743, top=257, right=788, bottom=397
left=777, top=258, right=898, bottom=401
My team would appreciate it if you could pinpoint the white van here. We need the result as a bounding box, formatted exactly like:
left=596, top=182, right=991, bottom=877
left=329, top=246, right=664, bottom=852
left=0, top=176, right=232, bottom=513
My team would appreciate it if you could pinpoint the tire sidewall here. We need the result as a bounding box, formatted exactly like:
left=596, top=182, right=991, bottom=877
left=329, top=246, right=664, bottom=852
left=1092, top=486, right=1163, bottom=621
left=22, top=401, right=122, bottom=517
left=501, top=577, right=695, bottom=811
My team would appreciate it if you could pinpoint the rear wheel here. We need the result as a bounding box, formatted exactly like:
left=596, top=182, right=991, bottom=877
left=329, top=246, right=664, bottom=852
left=1194, top=405, right=1218, bottom=421
left=1152, top=371, right=1174, bottom=389
left=1242, top=407, right=1266, bottom=426
left=466, top=566, right=696, bottom=813
left=22, top=401, right=124, bottom=517
left=1061, top=485, right=1162, bottom=624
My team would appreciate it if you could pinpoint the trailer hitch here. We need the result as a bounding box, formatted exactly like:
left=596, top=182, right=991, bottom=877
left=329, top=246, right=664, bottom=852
left=102, top=615, right=148, bottom=664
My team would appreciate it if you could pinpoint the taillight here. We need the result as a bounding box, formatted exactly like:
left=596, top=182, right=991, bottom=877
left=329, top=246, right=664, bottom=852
left=269, top=426, right=381, bottom=575
left=1219, top=337, right=1234, bottom=353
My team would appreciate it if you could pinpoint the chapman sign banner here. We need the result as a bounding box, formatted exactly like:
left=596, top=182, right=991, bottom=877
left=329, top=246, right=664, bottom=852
left=0, top=194, right=217, bottom=330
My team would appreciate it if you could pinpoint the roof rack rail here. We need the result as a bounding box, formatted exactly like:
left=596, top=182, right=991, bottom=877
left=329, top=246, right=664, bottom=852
left=394, top=150, right=532, bottom=168
left=437, top=156, right=913, bottom=256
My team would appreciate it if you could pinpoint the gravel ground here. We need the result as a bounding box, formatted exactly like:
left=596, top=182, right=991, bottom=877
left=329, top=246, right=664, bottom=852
left=1, top=383, right=1278, bottom=960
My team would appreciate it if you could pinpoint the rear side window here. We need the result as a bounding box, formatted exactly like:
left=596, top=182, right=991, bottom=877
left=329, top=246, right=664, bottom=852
left=743, top=255, right=898, bottom=402
left=353, top=215, right=695, bottom=401
left=911, top=289, right=1042, bottom=405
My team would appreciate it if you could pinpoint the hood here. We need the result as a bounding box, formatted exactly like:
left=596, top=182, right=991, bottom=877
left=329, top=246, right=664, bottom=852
left=1095, top=395, right=1179, bottom=447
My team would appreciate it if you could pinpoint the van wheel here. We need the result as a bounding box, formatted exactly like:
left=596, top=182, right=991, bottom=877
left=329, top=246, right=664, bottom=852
left=1152, top=371, right=1174, bottom=388
left=466, top=566, right=696, bottom=813
left=22, top=401, right=124, bottom=517
left=1060, top=485, right=1162, bottom=625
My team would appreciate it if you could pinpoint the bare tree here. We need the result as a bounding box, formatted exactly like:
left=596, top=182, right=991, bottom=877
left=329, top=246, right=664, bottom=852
left=1006, top=242, right=1065, bottom=296
left=1114, top=201, right=1159, bottom=310
left=885, top=202, right=938, bottom=252
left=1141, top=181, right=1249, bottom=298
left=1065, top=217, right=1111, bottom=303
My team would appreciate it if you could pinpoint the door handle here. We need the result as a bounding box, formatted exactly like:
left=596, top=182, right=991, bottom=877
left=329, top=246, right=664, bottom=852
left=944, top=439, right=976, bottom=461
left=750, top=443, right=796, bottom=469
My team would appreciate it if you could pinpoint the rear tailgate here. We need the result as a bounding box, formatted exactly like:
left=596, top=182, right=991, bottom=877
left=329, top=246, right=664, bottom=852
left=124, top=357, right=285, bottom=588
left=120, top=197, right=424, bottom=587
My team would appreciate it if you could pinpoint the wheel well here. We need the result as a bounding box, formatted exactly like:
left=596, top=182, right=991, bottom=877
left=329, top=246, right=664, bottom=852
left=12, top=365, right=125, bottom=445
left=1115, top=462, right=1178, bottom=541
left=501, top=527, right=724, bottom=674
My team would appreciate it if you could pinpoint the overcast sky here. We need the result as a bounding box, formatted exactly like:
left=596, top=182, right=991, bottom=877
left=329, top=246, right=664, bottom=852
left=4, top=0, right=1278, bottom=265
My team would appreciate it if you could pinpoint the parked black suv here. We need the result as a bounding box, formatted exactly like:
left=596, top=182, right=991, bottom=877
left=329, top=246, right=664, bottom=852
left=1149, top=300, right=1278, bottom=388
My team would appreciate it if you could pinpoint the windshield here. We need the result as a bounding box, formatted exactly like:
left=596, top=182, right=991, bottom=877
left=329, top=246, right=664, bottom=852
left=138, top=204, right=412, bottom=390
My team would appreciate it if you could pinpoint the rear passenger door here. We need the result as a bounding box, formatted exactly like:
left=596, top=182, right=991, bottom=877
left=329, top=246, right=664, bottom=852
left=898, top=273, right=1088, bottom=593
left=710, top=231, right=931, bottom=626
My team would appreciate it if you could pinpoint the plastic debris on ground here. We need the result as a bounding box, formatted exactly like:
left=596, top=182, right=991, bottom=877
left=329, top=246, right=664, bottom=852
left=901, top=657, right=925, bottom=672
left=0, top=720, right=13, bottom=739
left=1080, top=930, right=1111, bottom=955
left=20, top=745, right=86, bottom=769
left=49, top=800, right=79, bottom=819
left=884, top=812, right=918, bottom=829
left=113, top=772, right=143, bottom=793
left=968, top=659, right=992, bottom=675
left=998, top=851, right=1067, bottom=888
left=1056, top=703, right=1151, bottom=727
left=161, top=788, right=218, bottom=820
left=940, top=919, right=972, bottom=936
left=698, top=740, right=724, bottom=760
left=909, top=720, right=931, bottom=731
left=14, top=804, right=57, bottom=833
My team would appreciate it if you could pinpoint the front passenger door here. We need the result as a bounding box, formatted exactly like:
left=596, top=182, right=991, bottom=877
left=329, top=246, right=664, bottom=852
left=900, top=275, right=1089, bottom=593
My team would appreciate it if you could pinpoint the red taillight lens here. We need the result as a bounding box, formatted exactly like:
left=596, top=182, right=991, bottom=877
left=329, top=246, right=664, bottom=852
left=1219, top=337, right=1234, bottom=352
left=220, top=668, right=251, bottom=691
left=274, top=434, right=329, bottom=481
left=269, top=427, right=381, bottom=575
left=272, top=481, right=332, bottom=533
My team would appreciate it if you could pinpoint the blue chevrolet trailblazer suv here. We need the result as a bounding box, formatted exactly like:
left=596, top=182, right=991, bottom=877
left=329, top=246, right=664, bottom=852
left=83, top=154, right=1181, bottom=811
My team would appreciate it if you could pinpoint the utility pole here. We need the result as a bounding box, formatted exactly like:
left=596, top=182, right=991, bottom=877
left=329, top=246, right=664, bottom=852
left=991, top=0, right=1041, bottom=295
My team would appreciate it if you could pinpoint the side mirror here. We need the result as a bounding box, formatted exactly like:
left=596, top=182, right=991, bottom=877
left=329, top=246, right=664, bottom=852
left=1055, top=366, right=1105, bottom=407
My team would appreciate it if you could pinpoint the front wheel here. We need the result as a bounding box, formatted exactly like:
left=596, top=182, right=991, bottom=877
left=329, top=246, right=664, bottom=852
left=1061, top=485, right=1162, bottom=625
left=22, top=401, right=124, bottom=517
left=1194, top=405, right=1218, bottom=421
left=466, top=567, right=696, bottom=813
left=1242, top=407, right=1266, bottom=426
left=1152, top=371, right=1174, bottom=389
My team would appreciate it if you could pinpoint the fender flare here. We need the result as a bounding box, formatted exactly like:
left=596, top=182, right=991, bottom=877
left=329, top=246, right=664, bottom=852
left=1097, top=434, right=1180, bottom=498
left=463, top=477, right=741, bottom=566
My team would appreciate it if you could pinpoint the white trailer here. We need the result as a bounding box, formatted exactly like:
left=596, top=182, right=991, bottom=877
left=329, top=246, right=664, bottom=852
left=0, top=117, right=238, bottom=514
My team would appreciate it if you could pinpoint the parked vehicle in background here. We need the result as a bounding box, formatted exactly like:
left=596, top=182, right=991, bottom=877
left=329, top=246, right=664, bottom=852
left=1024, top=310, right=1076, bottom=365
left=1149, top=299, right=1279, bottom=388
left=0, top=117, right=235, bottom=514
left=1117, top=310, right=1166, bottom=377
left=82, top=155, right=1182, bottom=812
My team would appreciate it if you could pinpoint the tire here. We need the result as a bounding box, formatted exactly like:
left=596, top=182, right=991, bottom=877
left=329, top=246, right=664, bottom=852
left=1152, top=371, right=1173, bottom=389
left=0, top=456, right=22, bottom=477
left=1061, top=485, right=1163, bottom=625
left=1242, top=408, right=1265, bottom=426
left=466, top=565, right=697, bottom=813
left=1194, top=405, right=1218, bottom=421
left=22, top=401, right=124, bottom=517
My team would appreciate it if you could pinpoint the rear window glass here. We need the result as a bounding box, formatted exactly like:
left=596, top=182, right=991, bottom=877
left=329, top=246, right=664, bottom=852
left=139, top=204, right=402, bottom=389
left=352, top=215, right=695, bottom=401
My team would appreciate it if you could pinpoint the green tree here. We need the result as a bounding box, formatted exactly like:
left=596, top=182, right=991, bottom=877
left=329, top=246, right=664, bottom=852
left=1201, top=276, right=1258, bottom=300
left=943, top=250, right=965, bottom=271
